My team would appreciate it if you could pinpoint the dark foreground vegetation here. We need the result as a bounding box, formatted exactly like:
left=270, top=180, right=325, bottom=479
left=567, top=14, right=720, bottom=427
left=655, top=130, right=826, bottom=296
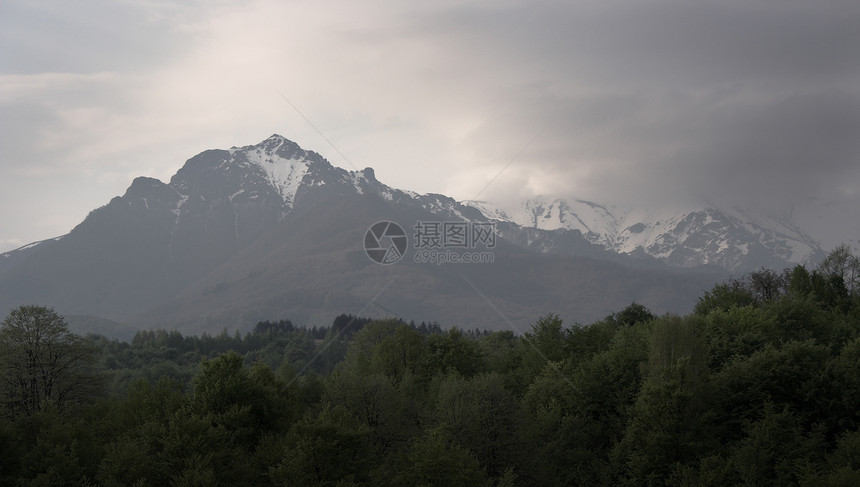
left=1, top=246, right=859, bottom=486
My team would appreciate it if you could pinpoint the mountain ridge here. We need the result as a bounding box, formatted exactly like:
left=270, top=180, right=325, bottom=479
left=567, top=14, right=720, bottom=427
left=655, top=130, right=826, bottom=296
left=0, top=134, right=827, bottom=335
left=464, top=194, right=826, bottom=271
left=4, top=134, right=826, bottom=273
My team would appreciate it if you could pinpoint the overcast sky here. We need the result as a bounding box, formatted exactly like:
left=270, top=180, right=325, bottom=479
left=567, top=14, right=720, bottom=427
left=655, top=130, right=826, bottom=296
left=2, top=0, right=859, bottom=252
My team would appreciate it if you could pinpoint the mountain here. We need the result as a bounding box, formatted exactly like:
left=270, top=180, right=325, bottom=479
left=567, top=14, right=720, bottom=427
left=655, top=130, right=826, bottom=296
left=0, top=135, right=735, bottom=335
left=465, top=196, right=827, bottom=272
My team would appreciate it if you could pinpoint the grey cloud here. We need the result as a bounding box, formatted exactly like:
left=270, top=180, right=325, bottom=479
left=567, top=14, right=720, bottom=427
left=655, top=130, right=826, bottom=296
left=680, top=90, right=860, bottom=206
left=0, top=1, right=191, bottom=75
left=2, top=0, right=859, bottom=250
left=408, top=1, right=860, bottom=86
left=476, top=85, right=860, bottom=211
left=396, top=0, right=860, bottom=213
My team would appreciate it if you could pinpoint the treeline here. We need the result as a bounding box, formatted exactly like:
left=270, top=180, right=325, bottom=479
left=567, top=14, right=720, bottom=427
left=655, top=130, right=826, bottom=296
left=89, top=314, right=449, bottom=395
left=1, top=246, right=859, bottom=485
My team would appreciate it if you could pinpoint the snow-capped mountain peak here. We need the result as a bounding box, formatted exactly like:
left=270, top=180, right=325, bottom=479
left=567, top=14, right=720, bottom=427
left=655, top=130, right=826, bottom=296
left=230, top=135, right=312, bottom=207
left=463, top=196, right=826, bottom=271
left=467, top=196, right=621, bottom=245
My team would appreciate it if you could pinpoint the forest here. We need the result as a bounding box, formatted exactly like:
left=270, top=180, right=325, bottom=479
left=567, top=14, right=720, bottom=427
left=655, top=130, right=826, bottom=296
left=1, top=246, right=859, bottom=486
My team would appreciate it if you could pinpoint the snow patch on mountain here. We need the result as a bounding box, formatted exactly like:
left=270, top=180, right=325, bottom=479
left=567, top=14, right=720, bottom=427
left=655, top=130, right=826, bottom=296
left=237, top=138, right=310, bottom=207
left=1, top=235, right=66, bottom=259
left=464, top=196, right=825, bottom=270
left=462, top=200, right=511, bottom=221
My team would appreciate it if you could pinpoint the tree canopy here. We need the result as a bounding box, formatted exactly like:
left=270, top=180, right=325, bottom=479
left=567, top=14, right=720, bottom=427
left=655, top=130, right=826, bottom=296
left=2, top=245, right=860, bottom=485
left=0, top=305, right=101, bottom=418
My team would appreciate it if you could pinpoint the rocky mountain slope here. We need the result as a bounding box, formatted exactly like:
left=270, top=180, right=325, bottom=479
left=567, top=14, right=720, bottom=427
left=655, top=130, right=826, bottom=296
left=2, top=135, right=799, bottom=335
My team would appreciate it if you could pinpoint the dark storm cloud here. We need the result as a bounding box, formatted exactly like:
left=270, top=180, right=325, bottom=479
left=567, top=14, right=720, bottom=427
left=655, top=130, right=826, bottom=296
left=682, top=90, right=860, bottom=205
left=396, top=0, right=860, bottom=210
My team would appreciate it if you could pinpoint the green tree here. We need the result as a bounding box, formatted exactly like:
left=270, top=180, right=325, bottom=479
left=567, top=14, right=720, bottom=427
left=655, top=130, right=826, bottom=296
left=9, top=402, right=99, bottom=486
left=694, top=280, right=757, bottom=315
left=480, top=330, right=526, bottom=393
left=696, top=305, right=772, bottom=372
left=818, top=429, right=860, bottom=485
left=749, top=268, right=787, bottom=303
left=360, top=324, right=425, bottom=384
left=521, top=314, right=566, bottom=381
left=810, top=269, right=850, bottom=310
left=342, top=319, right=401, bottom=375
left=396, top=427, right=489, bottom=487
left=729, top=405, right=825, bottom=486
left=189, top=352, right=293, bottom=447
left=618, top=316, right=711, bottom=484
left=421, top=327, right=485, bottom=380
left=271, top=404, right=373, bottom=486
left=524, top=317, right=651, bottom=485
left=95, top=377, right=187, bottom=486
left=787, top=265, right=813, bottom=297
left=819, top=244, right=860, bottom=297
left=323, top=370, right=419, bottom=458
left=524, top=314, right=566, bottom=362
left=434, top=372, right=526, bottom=479
left=0, top=305, right=101, bottom=417
left=712, top=340, right=833, bottom=436
left=612, top=302, right=656, bottom=327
